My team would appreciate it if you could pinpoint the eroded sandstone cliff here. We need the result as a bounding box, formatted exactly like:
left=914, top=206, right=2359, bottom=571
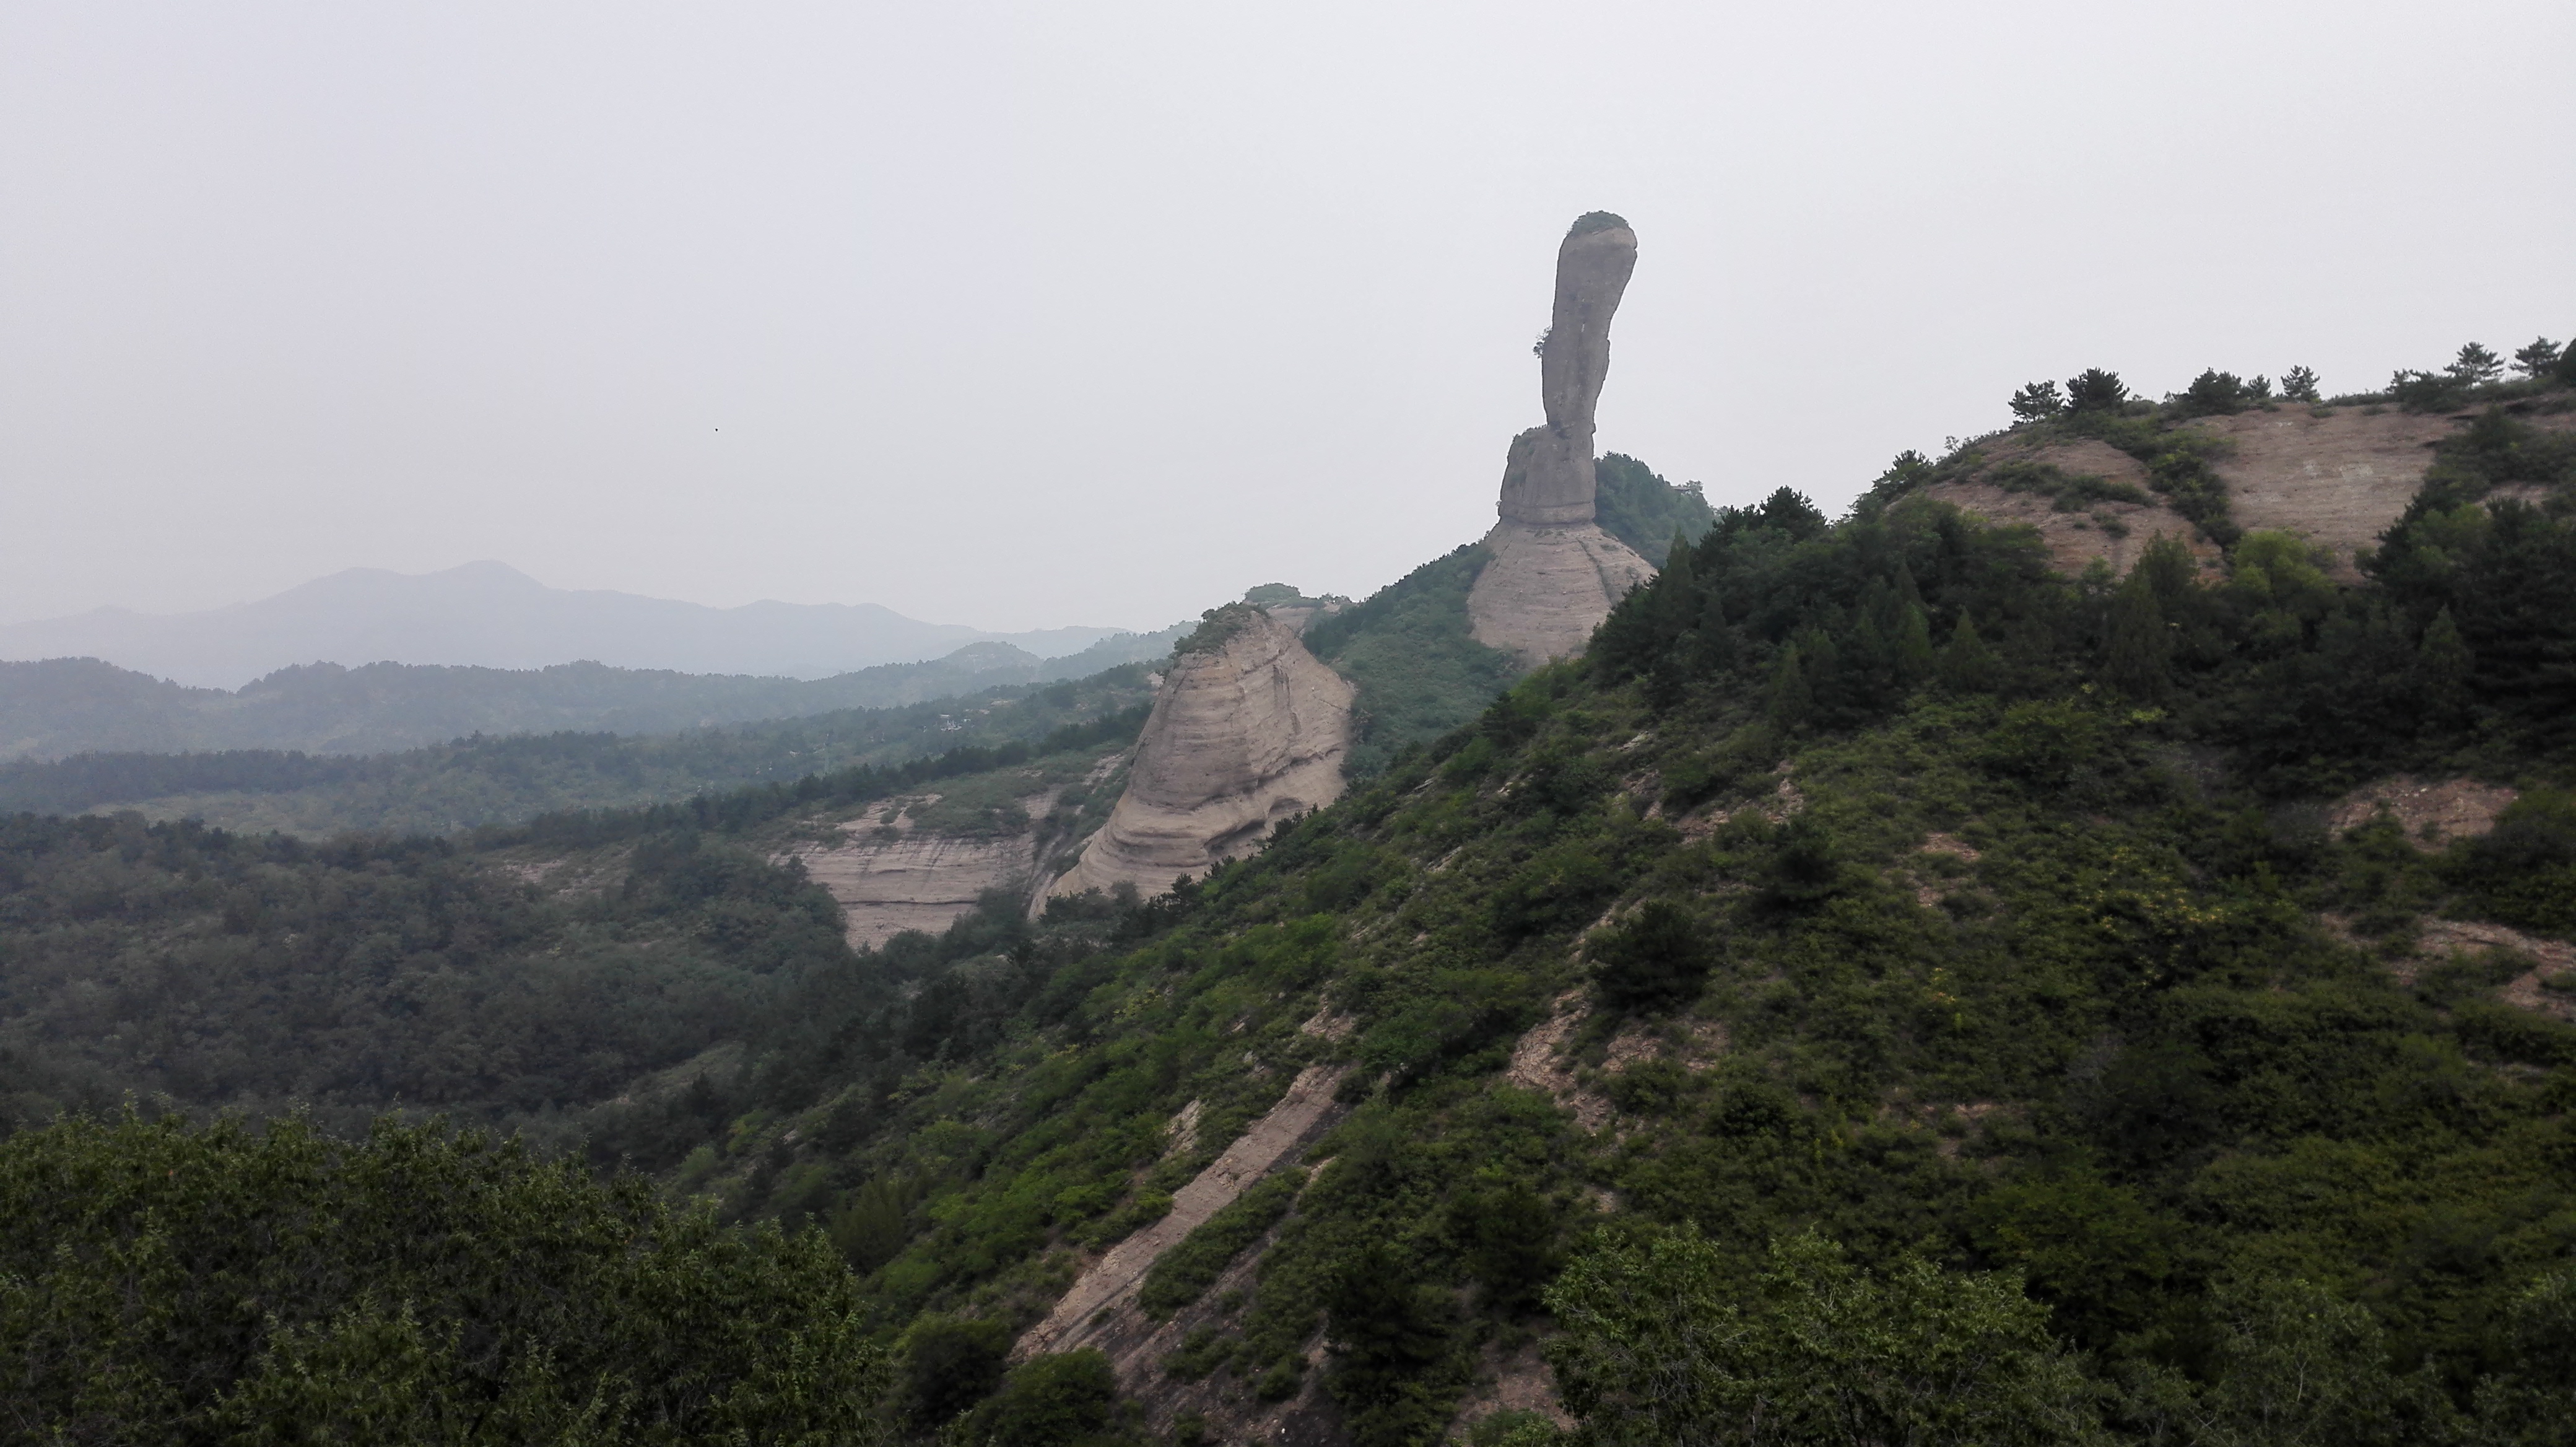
left=781, top=750, right=1125, bottom=946
left=1053, top=609, right=1354, bottom=897
left=1930, top=403, right=2576, bottom=579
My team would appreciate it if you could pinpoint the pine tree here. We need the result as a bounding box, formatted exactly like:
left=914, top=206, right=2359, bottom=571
left=1941, top=613, right=1999, bottom=694
left=2105, top=574, right=2173, bottom=702
left=2282, top=365, right=2322, bottom=403
left=2008, top=380, right=2065, bottom=422
left=2447, top=343, right=2504, bottom=387
left=1894, top=605, right=1936, bottom=684
left=2065, top=368, right=2130, bottom=412
left=2511, top=337, right=2562, bottom=380
left=1650, top=533, right=1697, bottom=647
left=1767, top=645, right=1812, bottom=732
left=2418, top=606, right=2473, bottom=713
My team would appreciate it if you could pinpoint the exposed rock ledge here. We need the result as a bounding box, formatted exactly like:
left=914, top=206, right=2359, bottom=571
left=784, top=751, right=1123, bottom=947
left=1053, top=610, right=1354, bottom=897
left=1466, top=520, right=1655, bottom=664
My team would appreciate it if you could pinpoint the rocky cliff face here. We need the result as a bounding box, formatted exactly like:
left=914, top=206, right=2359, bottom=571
left=1053, top=610, right=1354, bottom=897
left=1468, top=212, right=1658, bottom=662
left=783, top=751, right=1126, bottom=946
left=1930, top=404, right=2576, bottom=579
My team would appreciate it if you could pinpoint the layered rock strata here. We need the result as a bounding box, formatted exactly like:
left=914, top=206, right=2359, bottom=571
left=1928, top=405, right=2576, bottom=580
left=1466, top=214, right=1658, bottom=662
left=1053, top=610, right=1354, bottom=897
left=783, top=758, right=1120, bottom=947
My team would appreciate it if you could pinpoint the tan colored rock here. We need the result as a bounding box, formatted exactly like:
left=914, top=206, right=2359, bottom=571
left=1053, top=610, right=1354, bottom=897
left=2196, top=408, right=2462, bottom=572
left=783, top=775, right=1103, bottom=948
left=1500, top=214, right=1637, bottom=528
left=1467, top=520, right=1655, bottom=664
left=1928, top=406, right=2544, bottom=580
left=1464, top=213, right=1656, bottom=662
left=1923, top=436, right=2218, bottom=577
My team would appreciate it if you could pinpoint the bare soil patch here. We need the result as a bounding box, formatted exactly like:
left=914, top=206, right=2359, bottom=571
left=2326, top=776, right=2517, bottom=846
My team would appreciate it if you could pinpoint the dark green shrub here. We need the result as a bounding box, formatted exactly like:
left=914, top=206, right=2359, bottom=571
left=961, top=1349, right=1122, bottom=1446
left=1447, top=1182, right=1567, bottom=1311
left=0, top=1114, right=889, bottom=1446
left=1763, top=814, right=1845, bottom=906
left=1492, top=841, right=1619, bottom=937
left=1604, top=1057, right=1694, bottom=1116
left=1980, top=700, right=2107, bottom=786
left=900, top=1314, right=1014, bottom=1427
left=1590, top=901, right=1716, bottom=1012
left=1325, top=1243, right=1461, bottom=1445
left=2390, top=369, right=2463, bottom=412
left=2449, top=787, right=2576, bottom=933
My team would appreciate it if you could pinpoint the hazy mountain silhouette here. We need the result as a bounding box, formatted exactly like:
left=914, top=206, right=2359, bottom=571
left=0, top=562, right=1132, bottom=688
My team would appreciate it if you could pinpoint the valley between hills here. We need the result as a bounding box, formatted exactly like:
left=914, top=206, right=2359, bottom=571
left=7, top=216, right=2576, bottom=1446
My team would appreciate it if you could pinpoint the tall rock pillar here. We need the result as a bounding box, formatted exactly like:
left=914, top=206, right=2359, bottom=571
left=1499, top=216, right=1639, bottom=527
left=1468, top=213, right=1656, bottom=663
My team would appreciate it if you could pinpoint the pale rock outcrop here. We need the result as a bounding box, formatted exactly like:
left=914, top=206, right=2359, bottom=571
left=1468, top=214, right=1658, bottom=662
left=1469, top=522, right=1656, bottom=663
left=1053, top=610, right=1354, bottom=897
left=783, top=763, right=1116, bottom=947
left=1929, top=405, right=2576, bottom=580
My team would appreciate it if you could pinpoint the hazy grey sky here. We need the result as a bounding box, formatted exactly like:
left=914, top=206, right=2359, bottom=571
left=5, top=1, right=2570, bottom=633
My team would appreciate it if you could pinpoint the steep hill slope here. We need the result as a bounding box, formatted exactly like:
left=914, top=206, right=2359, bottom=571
left=556, top=367, right=2574, bottom=1445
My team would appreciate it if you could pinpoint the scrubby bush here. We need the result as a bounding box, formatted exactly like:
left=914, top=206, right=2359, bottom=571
left=957, top=1350, right=1126, bottom=1447
left=1546, top=1228, right=2104, bottom=1447
left=898, top=1315, right=1014, bottom=1428
left=1590, top=900, right=1717, bottom=1012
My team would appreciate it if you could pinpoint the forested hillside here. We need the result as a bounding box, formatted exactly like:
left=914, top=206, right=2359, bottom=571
left=531, top=372, right=2572, bottom=1444
left=7, top=358, right=2575, bottom=1445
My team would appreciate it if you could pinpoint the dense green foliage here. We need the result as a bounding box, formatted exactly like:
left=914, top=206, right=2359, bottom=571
left=0, top=812, right=851, bottom=1140
left=1593, top=453, right=1716, bottom=565
left=1306, top=546, right=1525, bottom=779
left=0, top=709, right=1147, bottom=1150
left=0, top=632, right=1179, bottom=763
left=1546, top=1229, right=2104, bottom=1445
left=0, top=667, right=1157, bottom=837
left=0, top=1113, right=886, bottom=1445
left=1599, top=401, right=2576, bottom=793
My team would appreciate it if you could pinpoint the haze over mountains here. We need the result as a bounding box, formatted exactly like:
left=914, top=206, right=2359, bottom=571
left=0, top=561, right=1140, bottom=689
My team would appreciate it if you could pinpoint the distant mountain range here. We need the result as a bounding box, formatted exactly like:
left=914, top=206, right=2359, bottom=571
left=0, top=561, right=1137, bottom=688
left=0, top=629, right=1186, bottom=761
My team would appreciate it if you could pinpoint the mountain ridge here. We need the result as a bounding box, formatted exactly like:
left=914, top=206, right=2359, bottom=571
left=0, top=559, right=1141, bottom=688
